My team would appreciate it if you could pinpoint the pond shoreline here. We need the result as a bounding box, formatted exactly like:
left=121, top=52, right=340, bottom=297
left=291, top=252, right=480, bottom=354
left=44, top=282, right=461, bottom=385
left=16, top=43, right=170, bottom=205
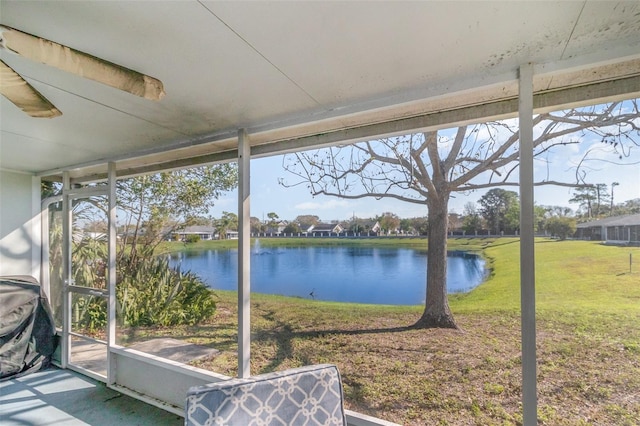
left=159, top=236, right=493, bottom=253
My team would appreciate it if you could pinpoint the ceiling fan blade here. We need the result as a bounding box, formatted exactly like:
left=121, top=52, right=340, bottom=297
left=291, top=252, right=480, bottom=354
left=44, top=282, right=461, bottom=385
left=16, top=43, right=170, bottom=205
left=0, top=25, right=165, bottom=101
left=0, top=60, right=62, bottom=118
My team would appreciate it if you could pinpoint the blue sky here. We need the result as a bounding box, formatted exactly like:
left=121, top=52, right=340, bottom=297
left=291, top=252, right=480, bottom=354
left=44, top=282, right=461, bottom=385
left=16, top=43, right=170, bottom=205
left=209, top=118, right=640, bottom=222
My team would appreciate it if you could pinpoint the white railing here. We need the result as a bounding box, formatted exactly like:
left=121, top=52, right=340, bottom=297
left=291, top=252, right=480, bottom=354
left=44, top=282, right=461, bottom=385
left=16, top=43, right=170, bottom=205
left=105, top=346, right=400, bottom=425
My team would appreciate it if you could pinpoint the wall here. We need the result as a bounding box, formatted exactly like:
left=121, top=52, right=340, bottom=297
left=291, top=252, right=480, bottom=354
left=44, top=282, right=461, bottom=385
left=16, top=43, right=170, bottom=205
left=0, top=170, right=40, bottom=278
left=110, top=346, right=229, bottom=415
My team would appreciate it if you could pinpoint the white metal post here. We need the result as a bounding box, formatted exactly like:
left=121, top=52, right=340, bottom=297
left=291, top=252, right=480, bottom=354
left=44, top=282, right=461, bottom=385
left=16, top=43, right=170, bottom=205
left=519, top=63, right=537, bottom=426
left=238, top=129, right=251, bottom=378
left=107, top=162, right=117, bottom=385
left=31, top=176, right=42, bottom=281
left=61, top=171, right=71, bottom=368
left=40, top=199, right=50, bottom=297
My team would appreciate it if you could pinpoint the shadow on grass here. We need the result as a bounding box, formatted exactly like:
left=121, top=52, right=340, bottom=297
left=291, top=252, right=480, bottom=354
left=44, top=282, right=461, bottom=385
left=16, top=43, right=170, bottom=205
left=120, top=323, right=238, bottom=352
left=485, top=239, right=520, bottom=248
left=254, top=308, right=429, bottom=374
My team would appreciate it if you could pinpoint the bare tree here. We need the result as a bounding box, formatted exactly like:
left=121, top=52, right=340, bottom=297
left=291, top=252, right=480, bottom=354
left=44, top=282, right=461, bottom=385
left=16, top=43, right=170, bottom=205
left=281, top=101, right=639, bottom=329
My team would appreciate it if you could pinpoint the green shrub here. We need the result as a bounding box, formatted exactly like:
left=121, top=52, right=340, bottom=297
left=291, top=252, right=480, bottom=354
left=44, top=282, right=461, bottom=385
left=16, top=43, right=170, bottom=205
left=116, top=255, right=215, bottom=327
left=185, top=234, right=201, bottom=243
left=70, top=247, right=215, bottom=331
left=545, top=216, right=577, bottom=240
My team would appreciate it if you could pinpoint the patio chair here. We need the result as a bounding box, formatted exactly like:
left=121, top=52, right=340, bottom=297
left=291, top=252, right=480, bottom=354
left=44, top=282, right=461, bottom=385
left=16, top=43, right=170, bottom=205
left=185, top=364, right=347, bottom=425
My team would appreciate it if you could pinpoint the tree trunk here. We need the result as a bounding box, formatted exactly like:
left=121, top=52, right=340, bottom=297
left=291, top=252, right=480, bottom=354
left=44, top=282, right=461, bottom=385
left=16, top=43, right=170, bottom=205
left=414, top=193, right=459, bottom=329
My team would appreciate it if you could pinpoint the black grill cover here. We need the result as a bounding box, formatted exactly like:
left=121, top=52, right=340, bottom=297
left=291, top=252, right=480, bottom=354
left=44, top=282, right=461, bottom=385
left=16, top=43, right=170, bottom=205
left=0, top=276, right=57, bottom=381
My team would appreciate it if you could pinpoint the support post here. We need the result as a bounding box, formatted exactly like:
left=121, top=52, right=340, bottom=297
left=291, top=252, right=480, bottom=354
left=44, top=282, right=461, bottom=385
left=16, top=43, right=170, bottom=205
left=40, top=199, right=50, bottom=297
left=238, top=129, right=251, bottom=378
left=61, top=171, right=71, bottom=368
left=519, top=63, right=537, bottom=425
left=107, top=162, right=117, bottom=385
left=31, top=176, right=42, bottom=281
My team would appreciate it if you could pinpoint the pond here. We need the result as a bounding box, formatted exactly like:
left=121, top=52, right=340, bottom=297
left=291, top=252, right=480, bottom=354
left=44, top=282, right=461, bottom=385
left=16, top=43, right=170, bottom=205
left=168, top=244, right=486, bottom=305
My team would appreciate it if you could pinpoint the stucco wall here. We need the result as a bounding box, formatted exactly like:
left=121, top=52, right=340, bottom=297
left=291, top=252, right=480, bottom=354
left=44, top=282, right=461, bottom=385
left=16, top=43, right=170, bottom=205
left=0, top=170, right=40, bottom=278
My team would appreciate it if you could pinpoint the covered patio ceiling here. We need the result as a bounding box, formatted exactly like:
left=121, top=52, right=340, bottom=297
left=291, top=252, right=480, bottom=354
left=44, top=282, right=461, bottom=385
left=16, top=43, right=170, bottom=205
left=1, top=1, right=639, bottom=182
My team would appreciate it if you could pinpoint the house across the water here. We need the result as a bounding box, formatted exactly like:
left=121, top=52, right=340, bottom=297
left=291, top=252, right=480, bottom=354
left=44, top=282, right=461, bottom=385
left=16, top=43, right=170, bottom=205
left=172, top=226, right=218, bottom=241
left=308, top=222, right=344, bottom=236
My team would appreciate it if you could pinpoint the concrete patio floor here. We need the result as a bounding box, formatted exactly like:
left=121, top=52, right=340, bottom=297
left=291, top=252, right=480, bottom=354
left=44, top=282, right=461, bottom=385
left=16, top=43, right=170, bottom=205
left=0, top=367, right=183, bottom=425
left=69, top=337, right=220, bottom=377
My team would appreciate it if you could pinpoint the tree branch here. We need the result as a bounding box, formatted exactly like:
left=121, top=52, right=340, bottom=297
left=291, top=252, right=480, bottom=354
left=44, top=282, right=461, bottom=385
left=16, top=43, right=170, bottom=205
left=311, top=188, right=426, bottom=205
left=457, top=180, right=597, bottom=191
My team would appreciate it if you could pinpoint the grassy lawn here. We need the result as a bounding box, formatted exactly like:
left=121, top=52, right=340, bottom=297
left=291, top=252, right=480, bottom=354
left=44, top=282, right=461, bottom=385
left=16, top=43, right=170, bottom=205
left=126, top=238, right=640, bottom=425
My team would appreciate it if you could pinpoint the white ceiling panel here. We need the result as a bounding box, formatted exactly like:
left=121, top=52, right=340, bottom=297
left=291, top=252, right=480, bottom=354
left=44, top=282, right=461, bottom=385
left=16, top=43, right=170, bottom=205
left=0, top=1, right=638, bottom=180
left=567, top=1, right=640, bottom=60
left=206, top=1, right=581, bottom=105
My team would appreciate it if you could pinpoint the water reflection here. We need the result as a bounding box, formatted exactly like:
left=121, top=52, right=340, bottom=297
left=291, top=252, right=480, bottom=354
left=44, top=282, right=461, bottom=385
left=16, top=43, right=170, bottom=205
left=168, top=246, right=485, bottom=305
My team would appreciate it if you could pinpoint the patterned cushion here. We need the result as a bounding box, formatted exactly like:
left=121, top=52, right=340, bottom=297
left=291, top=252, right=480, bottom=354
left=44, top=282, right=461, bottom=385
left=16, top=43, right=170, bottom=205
left=185, top=364, right=347, bottom=426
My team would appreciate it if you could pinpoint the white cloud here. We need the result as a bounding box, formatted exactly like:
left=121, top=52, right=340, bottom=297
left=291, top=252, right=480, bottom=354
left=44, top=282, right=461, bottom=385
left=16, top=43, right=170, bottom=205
left=294, top=199, right=350, bottom=210
left=214, top=196, right=235, bottom=208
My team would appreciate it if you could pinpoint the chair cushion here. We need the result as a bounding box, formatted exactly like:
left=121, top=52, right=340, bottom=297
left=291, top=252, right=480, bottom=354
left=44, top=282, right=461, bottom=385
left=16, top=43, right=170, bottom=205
left=185, top=364, right=346, bottom=426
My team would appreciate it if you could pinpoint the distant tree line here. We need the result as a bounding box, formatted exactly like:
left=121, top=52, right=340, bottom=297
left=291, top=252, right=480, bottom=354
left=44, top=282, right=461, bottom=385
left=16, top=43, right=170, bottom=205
left=201, top=191, right=639, bottom=242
